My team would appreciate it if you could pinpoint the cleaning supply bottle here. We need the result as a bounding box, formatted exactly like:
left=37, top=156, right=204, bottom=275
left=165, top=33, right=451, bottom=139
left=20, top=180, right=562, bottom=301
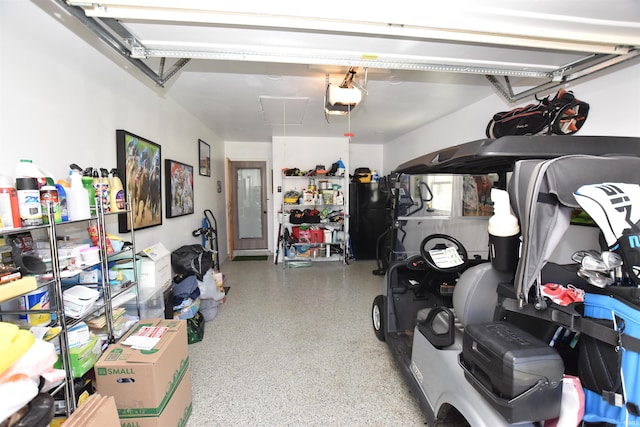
left=92, top=169, right=102, bottom=211
left=81, top=167, right=96, bottom=210
left=15, top=159, right=46, bottom=188
left=55, top=181, right=69, bottom=222
left=98, top=168, right=110, bottom=212
left=39, top=185, right=61, bottom=224
left=487, top=188, right=520, bottom=273
left=0, top=176, right=21, bottom=229
left=15, top=177, right=42, bottom=226
left=109, top=168, right=125, bottom=212
left=336, top=158, right=346, bottom=177
left=67, top=165, right=91, bottom=221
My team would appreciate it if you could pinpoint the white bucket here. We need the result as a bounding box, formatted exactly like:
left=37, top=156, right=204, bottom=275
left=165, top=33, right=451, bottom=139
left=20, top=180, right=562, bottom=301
left=18, top=288, right=51, bottom=326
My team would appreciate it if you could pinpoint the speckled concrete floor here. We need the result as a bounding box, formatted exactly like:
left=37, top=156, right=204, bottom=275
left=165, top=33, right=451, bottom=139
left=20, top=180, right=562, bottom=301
left=186, top=259, right=426, bottom=426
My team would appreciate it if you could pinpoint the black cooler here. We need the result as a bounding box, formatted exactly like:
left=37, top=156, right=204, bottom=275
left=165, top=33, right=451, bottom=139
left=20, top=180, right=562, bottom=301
left=460, top=321, right=564, bottom=423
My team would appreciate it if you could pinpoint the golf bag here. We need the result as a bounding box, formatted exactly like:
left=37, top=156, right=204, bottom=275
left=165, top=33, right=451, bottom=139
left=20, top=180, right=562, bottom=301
left=486, top=89, right=589, bottom=139
left=579, top=293, right=640, bottom=426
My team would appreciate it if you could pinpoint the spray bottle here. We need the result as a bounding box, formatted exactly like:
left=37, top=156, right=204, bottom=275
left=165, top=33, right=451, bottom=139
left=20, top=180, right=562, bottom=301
left=80, top=166, right=96, bottom=210
left=109, top=168, right=125, bottom=212
left=488, top=188, right=520, bottom=273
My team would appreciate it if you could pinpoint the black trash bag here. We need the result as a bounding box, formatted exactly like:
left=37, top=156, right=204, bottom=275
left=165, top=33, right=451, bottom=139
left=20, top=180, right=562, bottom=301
left=171, top=244, right=213, bottom=281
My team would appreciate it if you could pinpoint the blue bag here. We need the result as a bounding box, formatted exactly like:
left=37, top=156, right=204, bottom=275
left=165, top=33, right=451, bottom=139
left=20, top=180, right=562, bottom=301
left=580, top=293, right=640, bottom=426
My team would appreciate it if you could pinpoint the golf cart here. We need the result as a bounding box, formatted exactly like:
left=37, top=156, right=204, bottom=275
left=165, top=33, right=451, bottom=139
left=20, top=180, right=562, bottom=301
left=372, top=135, right=640, bottom=426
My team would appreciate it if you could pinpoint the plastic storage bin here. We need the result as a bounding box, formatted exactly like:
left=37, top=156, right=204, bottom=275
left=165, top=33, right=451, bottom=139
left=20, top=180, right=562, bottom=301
left=123, top=287, right=165, bottom=320
left=460, top=321, right=564, bottom=423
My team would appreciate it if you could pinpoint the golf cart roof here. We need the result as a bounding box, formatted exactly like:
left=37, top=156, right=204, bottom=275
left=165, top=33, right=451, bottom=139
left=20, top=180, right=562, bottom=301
left=394, top=135, right=640, bottom=175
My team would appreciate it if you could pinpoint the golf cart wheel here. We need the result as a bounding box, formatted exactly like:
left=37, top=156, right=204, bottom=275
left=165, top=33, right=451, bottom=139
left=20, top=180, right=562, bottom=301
left=372, top=295, right=386, bottom=342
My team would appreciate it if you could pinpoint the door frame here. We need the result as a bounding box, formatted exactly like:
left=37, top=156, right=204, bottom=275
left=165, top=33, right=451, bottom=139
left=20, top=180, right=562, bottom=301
left=227, top=160, right=269, bottom=256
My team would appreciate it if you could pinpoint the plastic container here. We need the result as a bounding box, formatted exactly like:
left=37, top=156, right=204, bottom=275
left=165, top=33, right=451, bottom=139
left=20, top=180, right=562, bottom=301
left=488, top=188, right=520, bottom=273
left=336, top=159, right=346, bottom=177
left=96, top=168, right=110, bottom=212
left=67, top=167, right=91, bottom=221
left=110, top=256, right=141, bottom=284
left=109, top=168, right=125, bottom=212
left=55, top=183, right=69, bottom=222
left=462, top=322, right=563, bottom=423
left=123, top=287, right=165, bottom=320
left=16, top=177, right=43, bottom=226
left=81, top=167, right=96, bottom=209
left=40, top=185, right=61, bottom=224
left=0, top=176, right=21, bottom=229
left=15, top=159, right=46, bottom=188
left=80, top=246, right=100, bottom=265
left=18, top=288, right=51, bottom=326
left=63, top=286, right=100, bottom=319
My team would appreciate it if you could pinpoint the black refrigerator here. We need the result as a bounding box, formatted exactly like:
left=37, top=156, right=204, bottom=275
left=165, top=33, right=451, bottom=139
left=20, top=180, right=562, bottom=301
left=349, top=181, right=390, bottom=260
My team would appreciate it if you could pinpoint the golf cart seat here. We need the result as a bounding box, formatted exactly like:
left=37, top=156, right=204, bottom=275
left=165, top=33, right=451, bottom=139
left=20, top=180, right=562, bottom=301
left=454, top=263, right=513, bottom=326
left=417, top=262, right=513, bottom=348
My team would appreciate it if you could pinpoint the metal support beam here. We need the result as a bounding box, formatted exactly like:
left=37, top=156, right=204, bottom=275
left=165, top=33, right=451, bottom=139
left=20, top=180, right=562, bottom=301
left=487, top=49, right=640, bottom=103
left=53, top=0, right=193, bottom=87
left=53, top=0, right=640, bottom=96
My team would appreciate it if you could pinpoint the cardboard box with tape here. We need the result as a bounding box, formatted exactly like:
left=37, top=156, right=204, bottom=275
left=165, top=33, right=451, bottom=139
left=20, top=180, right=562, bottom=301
left=94, top=318, right=192, bottom=427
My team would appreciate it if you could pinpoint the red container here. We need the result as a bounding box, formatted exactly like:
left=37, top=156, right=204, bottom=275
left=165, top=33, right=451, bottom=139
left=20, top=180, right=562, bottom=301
left=0, top=184, right=21, bottom=229
left=309, top=228, right=324, bottom=243
left=291, top=226, right=324, bottom=243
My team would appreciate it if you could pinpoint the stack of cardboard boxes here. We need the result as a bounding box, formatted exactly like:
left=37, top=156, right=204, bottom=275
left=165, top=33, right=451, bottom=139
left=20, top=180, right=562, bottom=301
left=93, top=319, right=191, bottom=426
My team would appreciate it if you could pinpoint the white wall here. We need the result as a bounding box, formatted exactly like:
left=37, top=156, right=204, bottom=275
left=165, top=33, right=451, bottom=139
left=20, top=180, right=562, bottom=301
left=350, top=143, right=384, bottom=174
left=0, top=1, right=228, bottom=258
left=383, top=61, right=640, bottom=172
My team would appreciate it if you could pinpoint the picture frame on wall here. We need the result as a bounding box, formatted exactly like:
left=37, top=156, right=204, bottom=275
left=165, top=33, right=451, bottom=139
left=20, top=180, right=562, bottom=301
left=116, top=129, right=163, bottom=232
left=165, top=159, right=194, bottom=218
left=199, top=139, right=211, bottom=177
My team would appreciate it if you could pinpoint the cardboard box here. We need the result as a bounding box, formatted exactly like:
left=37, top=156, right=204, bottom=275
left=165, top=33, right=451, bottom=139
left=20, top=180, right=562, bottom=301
left=139, top=243, right=171, bottom=292
left=94, top=319, right=191, bottom=426
left=62, top=393, right=120, bottom=427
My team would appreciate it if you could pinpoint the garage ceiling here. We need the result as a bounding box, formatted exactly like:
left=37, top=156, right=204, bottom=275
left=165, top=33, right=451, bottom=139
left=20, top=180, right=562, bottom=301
left=38, top=0, right=640, bottom=143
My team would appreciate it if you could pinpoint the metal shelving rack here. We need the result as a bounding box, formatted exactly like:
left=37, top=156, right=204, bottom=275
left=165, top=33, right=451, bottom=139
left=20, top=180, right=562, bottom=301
left=0, top=196, right=139, bottom=418
left=279, top=173, right=349, bottom=268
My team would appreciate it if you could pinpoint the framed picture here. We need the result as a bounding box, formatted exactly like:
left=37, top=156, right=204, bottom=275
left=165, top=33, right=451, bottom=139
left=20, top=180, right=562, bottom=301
left=165, top=159, right=194, bottom=218
left=116, top=130, right=163, bottom=232
left=199, top=139, right=211, bottom=177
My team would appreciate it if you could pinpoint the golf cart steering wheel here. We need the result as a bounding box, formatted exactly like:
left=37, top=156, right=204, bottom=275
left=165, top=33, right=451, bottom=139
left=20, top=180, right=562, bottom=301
left=419, top=234, right=469, bottom=273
